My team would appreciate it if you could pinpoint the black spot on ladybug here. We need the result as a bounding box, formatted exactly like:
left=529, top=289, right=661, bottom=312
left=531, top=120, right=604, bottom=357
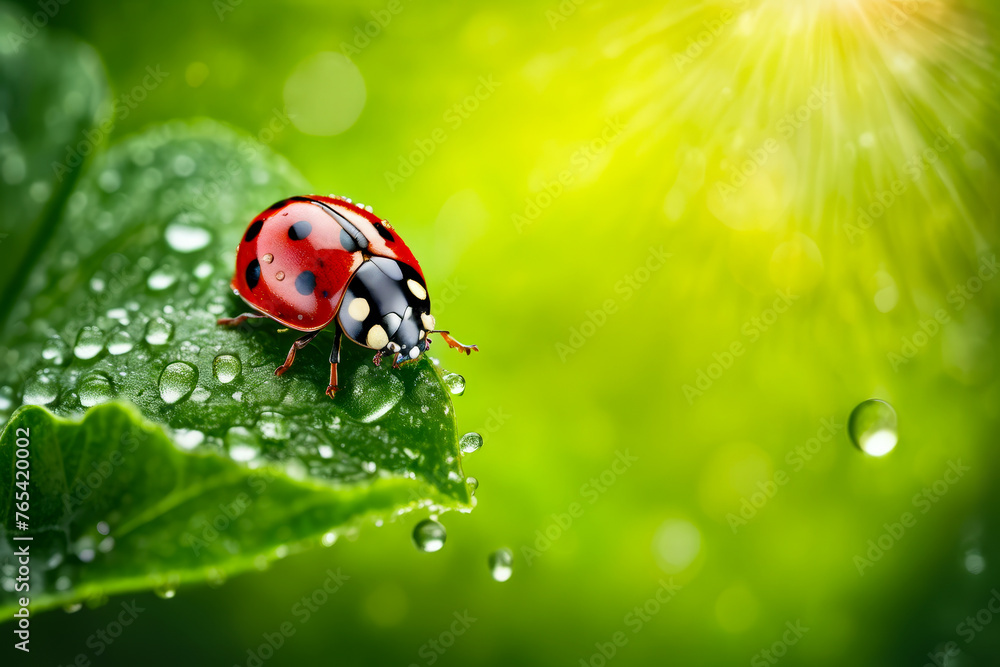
left=245, top=220, right=264, bottom=242
left=288, top=220, right=312, bottom=241
left=295, top=270, right=316, bottom=296
left=372, top=222, right=395, bottom=243
left=264, top=199, right=288, bottom=212
left=245, top=258, right=261, bottom=289
left=340, top=229, right=361, bottom=253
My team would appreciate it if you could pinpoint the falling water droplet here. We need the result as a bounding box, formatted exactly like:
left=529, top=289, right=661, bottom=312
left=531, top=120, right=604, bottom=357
left=413, top=519, right=447, bottom=552
left=79, top=373, right=114, bottom=407
left=158, top=362, right=198, bottom=404
left=460, top=432, right=483, bottom=454
left=42, top=335, right=69, bottom=364
left=848, top=399, right=898, bottom=457
left=108, top=330, right=134, bottom=355
left=213, top=354, right=241, bottom=384
left=145, top=317, right=174, bottom=346
left=74, top=325, right=105, bottom=360
left=23, top=371, right=59, bottom=405
left=442, top=371, right=465, bottom=395
left=488, top=548, right=513, bottom=582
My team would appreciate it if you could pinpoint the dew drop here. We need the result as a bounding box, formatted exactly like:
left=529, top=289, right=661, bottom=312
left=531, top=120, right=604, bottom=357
left=466, top=476, right=479, bottom=495
left=23, top=370, right=59, bottom=405
left=165, top=222, right=212, bottom=253
left=488, top=547, right=513, bottom=582
left=174, top=429, right=205, bottom=450
left=412, top=519, right=446, bottom=552
left=340, top=364, right=404, bottom=422
left=460, top=432, right=483, bottom=454
left=158, top=362, right=198, bottom=404
left=442, top=371, right=465, bottom=395
left=322, top=531, right=338, bottom=547
left=194, top=261, right=214, bottom=279
left=848, top=399, right=898, bottom=457
left=155, top=585, right=177, bottom=599
left=108, top=330, right=134, bottom=355
left=148, top=266, right=178, bottom=290
left=74, top=325, right=105, bottom=360
left=0, top=386, right=13, bottom=411
left=63, top=603, right=83, bottom=613
left=96, top=521, right=110, bottom=535
left=42, top=335, right=69, bottom=364
left=226, top=427, right=259, bottom=461
left=258, top=411, right=290, bottom=440
left=79, top=373, right=114, bottom=407
left=145, top=317, right=174, bottom=346
left=213, top=354, right=241, bottom=384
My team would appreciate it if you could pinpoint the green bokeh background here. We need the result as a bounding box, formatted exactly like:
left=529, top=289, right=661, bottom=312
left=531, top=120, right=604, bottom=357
left=8, top=0, right=1000, bottom=665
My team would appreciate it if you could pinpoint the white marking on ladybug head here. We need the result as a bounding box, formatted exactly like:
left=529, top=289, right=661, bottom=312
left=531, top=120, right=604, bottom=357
left=347, top=297, right=370, bottom=321
left=407, top=279, right=427, bottom=300
left=409, top=346, right=420, bottom=359
left=421, top=313, right=435, bottom=331
left=366, top=324, right=388, bottom=349
left=387, top=342, right=400, bottom=353
left=419, top=330, right=425, bottom=339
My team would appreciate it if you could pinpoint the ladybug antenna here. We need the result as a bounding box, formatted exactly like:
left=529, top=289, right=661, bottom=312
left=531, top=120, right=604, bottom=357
left=290, top=196, right=369, bottom=251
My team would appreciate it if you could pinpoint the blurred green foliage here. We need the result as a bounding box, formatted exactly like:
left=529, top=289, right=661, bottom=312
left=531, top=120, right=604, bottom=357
left=3, top=0, right=1000, bottom=665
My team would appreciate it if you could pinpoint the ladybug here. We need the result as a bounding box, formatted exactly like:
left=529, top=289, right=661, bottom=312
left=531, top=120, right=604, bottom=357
left=219, top=195, right=477, bottom=398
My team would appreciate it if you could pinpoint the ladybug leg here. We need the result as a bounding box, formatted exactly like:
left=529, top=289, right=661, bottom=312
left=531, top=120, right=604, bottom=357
left=326, top=326, right=342, bottom=399
left=431, top=330, right=479, bottom=355
left=274, top=331, right=320, bottom=376
left=217, top=312, right=267, bottom=327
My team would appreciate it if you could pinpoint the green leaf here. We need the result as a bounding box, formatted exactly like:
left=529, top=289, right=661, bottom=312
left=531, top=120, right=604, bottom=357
left=0, top=4, right=110, bottom=310
left=0, top=402, right=464, bottom=616
left=0, top=27, right=472, bottom=615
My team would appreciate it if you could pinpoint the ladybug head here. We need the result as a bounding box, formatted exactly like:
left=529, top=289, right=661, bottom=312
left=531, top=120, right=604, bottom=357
left=337, top=257, right=434, bottom=364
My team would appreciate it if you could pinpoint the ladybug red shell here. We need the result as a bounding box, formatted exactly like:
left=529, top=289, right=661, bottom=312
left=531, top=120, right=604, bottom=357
left=219, top=195, right=477, bottom=398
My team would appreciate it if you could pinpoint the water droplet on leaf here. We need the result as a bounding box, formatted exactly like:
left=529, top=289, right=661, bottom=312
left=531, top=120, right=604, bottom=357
left=74, top=325, right=105, bottom=360
left=158, top=362, right=198, bottom=404
left=460, top=432, right=483, bottom=454
left=442, top=371, right=465, bottom=395
left=79, top=373, right=114, bottom=407
left=213, top=354, right=241, bottom=384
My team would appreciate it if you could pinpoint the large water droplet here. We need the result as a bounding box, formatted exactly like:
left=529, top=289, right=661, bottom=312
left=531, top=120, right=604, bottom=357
left=108, top=330, right=134, bottom=355
left=488, top=548, right=513, bottom=582
left=165, top=222, right=211, bottom=253
left=848, top=399, right=898, bottom=457
left=145, top=317, right=174, bottom=346
left=442, top=371, right=465, bottom=396
left=158, top=362, right=198, bottom=404
left=460, top=432, right=483, bottom=454
left=466, top=476, right=479, bottom=495
left=42, top=335, right=69, bottom=365
left=23, top=371, right=59, bottom=405
left=74, top=325, right=105, bottom=360
left=412, top=519, right=446, bottom=552
left=213, top=354, right=241, bottom=384
left=79, top=373, right=114, bottom=407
